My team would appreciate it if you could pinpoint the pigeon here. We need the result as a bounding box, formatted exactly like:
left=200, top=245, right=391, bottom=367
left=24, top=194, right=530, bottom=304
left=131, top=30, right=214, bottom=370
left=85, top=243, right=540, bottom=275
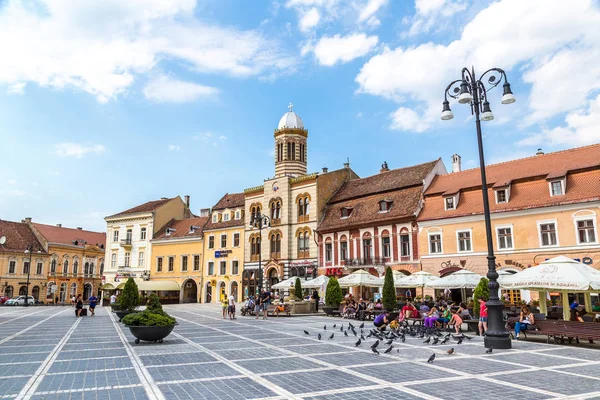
left=360, top=335, right=366, bottom=341
left=355, top=339, right=362, bottom=346
left=397, top=349, right=400, bottom=353
left=318, top=333, right=321, bottom=340
left=366, top=332, right=373, bottom=339
left=432, top=337, right=439, bottom=345
left=386, top=339, right=394, bottom=345
left=372, top=348, right=380, bottom=355
left=447, top=348, right=455, bottom=355
left=371, top=339, right=380, bottom=349
left=348, top=322, right=354, bottom=329
left=329, top=333, right=334, bottom=340
left=384, top=346, right=393, bottom=353
left=333, top=324, right=336, bottom=328
left=427, top=353, right=435, bottom=363
left=457, top=338, right=463, bottom=345
left=359, top=322, right=364, bottom=329
left=304, top=330, right=310, bottom=335
left=401, top=336, right=406, bottom=343
left=344, top=331, right=349, bottom=337
left=423, top=337, right=431, bottom=344
left=324, top=325, right=327, bottom=330
left=440, top=337, right=449, bottom=345
left=486, top=347, right=493, bottom=354
left=352, top=329, right=357, bottom=337
left=340, top=326, right=344, bottom=332
left=463, top=335, right=473, bottom=340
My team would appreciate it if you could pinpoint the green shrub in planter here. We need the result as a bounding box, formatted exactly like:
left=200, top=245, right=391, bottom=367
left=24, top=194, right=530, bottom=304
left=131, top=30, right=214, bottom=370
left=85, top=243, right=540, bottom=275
left=119, top=278, right=140, bottom=312
left=325, top=277, right=343, bottom=308
left=294, top=277, right=303, bottom=300
left=382, top=267, right=396, bottom=312
left=122, top=294, right=176, bottom=326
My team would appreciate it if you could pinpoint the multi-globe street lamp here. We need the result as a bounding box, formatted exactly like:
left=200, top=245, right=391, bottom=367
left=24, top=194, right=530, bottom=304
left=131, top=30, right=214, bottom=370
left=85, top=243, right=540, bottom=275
left=441, top=66, right=516, bottom=350
left=249, top=212, right=271, bottom=294
left=23, top=244, right=42, bottom=307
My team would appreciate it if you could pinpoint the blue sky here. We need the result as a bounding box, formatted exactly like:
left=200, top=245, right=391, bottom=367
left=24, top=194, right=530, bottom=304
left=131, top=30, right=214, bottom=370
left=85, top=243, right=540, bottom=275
left=1, top=0, right=599, bottom=232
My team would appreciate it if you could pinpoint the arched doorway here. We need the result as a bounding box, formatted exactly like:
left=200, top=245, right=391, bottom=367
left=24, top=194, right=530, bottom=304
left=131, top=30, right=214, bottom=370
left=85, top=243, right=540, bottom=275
left=32, top=286, right=40, bottom=301
left=19, top=286, right=27, bottom=296
left=267, top=268, right=279, bottom=290
left=5, top=286, right=13, bottom=298
left=59, top=283, right=67, bottom=302
left=242, top=270, right=256, bottom=299
left=218, top=281, right=226, bottom=303
left=46, top=282, right=55, bottom=302
left=70, top=283, right=77, bottom=298
left=230, top=281, right=239, bottom=302
left=205, top=282, right=212, bottom=304
left=83, top=283, right=92, bottom=300
left=182, top=279, right=198, bottom=303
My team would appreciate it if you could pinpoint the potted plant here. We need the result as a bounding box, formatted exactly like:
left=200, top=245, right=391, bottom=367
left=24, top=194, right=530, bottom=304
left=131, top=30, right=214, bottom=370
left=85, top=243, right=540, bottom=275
left=122, top=293, right=177, bottom=344
left=382, top=267, right=396, bottom=312
left=323, top=277, right=343, bottom=316
left=294, top=277, right=303, bottom=301
left=114, top=278, right=140, bottom=321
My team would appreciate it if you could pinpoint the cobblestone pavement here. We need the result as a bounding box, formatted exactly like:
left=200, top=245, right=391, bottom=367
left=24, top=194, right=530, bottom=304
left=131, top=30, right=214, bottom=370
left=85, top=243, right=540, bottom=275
left=1, top=304, right=600, bottom=400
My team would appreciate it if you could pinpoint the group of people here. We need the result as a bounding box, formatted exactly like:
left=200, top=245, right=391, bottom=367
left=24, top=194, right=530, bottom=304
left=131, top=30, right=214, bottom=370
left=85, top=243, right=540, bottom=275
left=342, top=298, right=384, bottom=318
left=400, top=299, right=475, bottom=334
left=72, top=293, right=98, bottom=317
left=240, top=290, right=274, bottom=319
left=220, top=290, right=238, bottom=320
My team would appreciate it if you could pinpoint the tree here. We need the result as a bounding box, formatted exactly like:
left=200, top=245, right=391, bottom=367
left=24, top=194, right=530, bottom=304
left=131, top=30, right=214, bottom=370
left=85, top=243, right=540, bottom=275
left=294, top=277, right=303, bottom=300
left=119, top=277, right=140, bottom=312
left=473, top=277, right=490, bottom=317
left=325, top=277, right=343, bottom=307
left=382, top=267, right=396, bottom=312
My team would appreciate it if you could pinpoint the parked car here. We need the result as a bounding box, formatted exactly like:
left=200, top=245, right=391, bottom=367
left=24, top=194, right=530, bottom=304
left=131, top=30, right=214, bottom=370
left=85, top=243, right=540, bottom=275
left=5, top=296, right=35, bottom=306
left=0, top=296, right=10, bottom=304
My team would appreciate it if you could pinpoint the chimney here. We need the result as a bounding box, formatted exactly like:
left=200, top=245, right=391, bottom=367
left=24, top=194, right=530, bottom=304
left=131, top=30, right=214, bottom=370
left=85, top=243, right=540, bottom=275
left=344, top=157, right=350, bottom=169
left=380, top=161, right=389, bottom=173
left=56, top=223, right=62, bottom=227
left=536, top=148, right=544, bottom=155
left=24, top=217, right=32, bottom=223
left=452, top=154, right=461, bottom=173
left=77, top=227, right=83, bottom=230
left=322, top=167, right=328, bottom=173
left=200, top=208, right=210, bottom=217
left=184, top=195, right=190, bottom=208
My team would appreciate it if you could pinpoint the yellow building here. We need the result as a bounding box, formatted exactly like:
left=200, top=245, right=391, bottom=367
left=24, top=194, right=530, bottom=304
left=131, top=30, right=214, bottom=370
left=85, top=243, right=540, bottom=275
left=149, top=216, right=209, bottom=303
left=202, top=193, right=245, bottom=304
left=417, top=145, right=600, bottom=304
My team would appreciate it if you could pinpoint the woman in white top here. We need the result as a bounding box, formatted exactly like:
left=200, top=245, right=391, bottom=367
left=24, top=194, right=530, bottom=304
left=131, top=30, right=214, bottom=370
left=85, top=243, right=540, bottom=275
left=228, top=292, right=236, bottom=320
left=514, top=305, right=535, bottom=339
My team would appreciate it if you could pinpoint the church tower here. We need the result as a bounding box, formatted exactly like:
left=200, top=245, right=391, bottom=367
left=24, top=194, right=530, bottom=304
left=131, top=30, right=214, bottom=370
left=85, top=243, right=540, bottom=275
left=274, top=103, right=308, bottom=177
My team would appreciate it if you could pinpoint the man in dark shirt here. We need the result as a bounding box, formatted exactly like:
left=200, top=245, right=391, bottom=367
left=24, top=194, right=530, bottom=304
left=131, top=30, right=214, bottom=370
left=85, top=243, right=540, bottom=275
left=88, top=294, right=98, bottom=316
left=260, top=290, right=271, bottom=320
left=312, top=290, right=319, bottom=312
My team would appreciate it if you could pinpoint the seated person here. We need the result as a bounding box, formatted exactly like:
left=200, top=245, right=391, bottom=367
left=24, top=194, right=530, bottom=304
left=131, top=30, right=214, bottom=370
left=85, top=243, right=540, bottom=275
left=457, top=302, right=471, bottom=320
left=402, top=301, right=417, bottom=320
left=514, top=305, right=535, bottom=340
left=448, top=310, right=463, bottom=334
left=342, top=300, right=357, bottom=318
left=424, top=307, right=439, bottom=328
left=357, top=298, right=367, bottom=311
left=374, top=299, right=383, bottom=310
left=570, top=309, right=594, bottom=343
left=436, top=305, right=451, bottom=328
left=374, top=311, right=391, bottom=331
left=274, top=301, right=287, bottom=317
left=419, top=302, right=430, bottom=315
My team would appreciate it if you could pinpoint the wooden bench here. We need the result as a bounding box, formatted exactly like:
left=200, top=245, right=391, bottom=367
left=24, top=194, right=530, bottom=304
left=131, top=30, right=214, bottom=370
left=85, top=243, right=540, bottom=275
left=267, top=304, right=291, bottom=317
left=325, top=305, right=344, bottom=317
left=406, top=317, right=423, bottom=326
left=507, top=318, right=600, bottom=344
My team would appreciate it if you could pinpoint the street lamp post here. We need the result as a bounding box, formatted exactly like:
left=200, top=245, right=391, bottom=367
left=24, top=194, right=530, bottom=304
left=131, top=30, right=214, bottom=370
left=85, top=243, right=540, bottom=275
left=249, top=211, right=270, bottom=293
left=23, top=244, right=41, bottom=307
left=441, top=66, right=516, bottom=350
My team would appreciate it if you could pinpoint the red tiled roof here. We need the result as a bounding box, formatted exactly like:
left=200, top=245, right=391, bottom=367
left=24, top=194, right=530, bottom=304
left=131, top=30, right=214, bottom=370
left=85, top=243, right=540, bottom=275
left=425, top=144, right=600, bottom=195
left=330, top=160, right=439, bottom=202
left=0, top=220, right=46, bottom=253
left=420, top=164, right=600, bottom=221
left=153, top=217, right=209, bottom=240
left=212, top=193, right=245, bottom=211
left=107, top=198, right=175, bottom=218
left=319, top=186, right=423, bottom=232
left=32, top=223, right=106, bottom=247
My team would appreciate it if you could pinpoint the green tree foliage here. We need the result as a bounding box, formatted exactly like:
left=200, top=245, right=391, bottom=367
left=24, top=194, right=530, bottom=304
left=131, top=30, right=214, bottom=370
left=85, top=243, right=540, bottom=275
left=119, top=278, right=140, bottom=312
left=122, top=293, right=176, bottom=326
left=382, top=267, right=396, bottom=312
left=294, top=277, right=303, bottom=300
left=473, top=277, right=490, bottom=317
left=325, top=277, right=343, bottom=307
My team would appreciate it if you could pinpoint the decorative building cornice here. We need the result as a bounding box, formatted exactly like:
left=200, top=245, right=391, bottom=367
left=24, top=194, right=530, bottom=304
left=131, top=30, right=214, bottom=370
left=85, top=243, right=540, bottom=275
left=244, top=185, right=264, bottom=194
left=290, top=173, right=318, bottom=184
left=274, top=127, right=308, bottom=138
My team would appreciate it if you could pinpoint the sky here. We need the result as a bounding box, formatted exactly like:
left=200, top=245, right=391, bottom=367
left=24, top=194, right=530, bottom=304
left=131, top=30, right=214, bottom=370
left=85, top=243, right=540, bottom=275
left=1, top=0, right=600, bottom=232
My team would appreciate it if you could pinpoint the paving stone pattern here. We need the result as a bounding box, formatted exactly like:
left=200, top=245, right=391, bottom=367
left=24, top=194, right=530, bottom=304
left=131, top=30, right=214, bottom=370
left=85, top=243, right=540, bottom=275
left=1, top=304, right=600, bottom=399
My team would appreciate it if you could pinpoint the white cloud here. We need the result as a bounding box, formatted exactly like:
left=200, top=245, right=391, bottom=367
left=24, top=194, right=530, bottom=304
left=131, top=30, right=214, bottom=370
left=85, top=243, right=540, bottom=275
left=389, top=107, right=429, bottom=133
left=168, top=144, right=181, bottom=151
left=517, top=94, right=600, bottom=148
left=356, top=0, right=600, bottom=133
left=0, top=0, right=297, bottom=102
left=193, top=132, right=213, bottom=141
left=143, top=75, right=219, bottom=103
left=7, top=189, right=26, bottom=197
left=406, top=0, right=467, bottom=37
left=313, top=33, right=378, bottom=66
left=53, top=143, right=106, bottom=158
left=355, top=111, right=363, bottom=118
left=358, top=0, right=388, bottom=27
left=8, top=179, right=16, bottom=185
left=7, top=82, right=25, bottom=95
left=299, top=7, right=321, bottom=32
left=218, top=135, right=228, bottom=141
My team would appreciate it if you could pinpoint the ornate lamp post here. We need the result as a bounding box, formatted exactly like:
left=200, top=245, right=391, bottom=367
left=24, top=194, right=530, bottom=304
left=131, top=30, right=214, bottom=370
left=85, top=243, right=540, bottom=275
left=441, top=67, right=516, bottom=349
left=249, top=211, right=270, bottom=293
left=23, top=244, right=42, bottom=307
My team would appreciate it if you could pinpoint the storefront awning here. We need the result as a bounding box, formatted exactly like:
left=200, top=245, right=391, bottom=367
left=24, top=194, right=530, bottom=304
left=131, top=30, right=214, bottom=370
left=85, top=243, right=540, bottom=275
left=100, top=283, right=115, bottom=290
left=115, top=280, right=181, bottom=291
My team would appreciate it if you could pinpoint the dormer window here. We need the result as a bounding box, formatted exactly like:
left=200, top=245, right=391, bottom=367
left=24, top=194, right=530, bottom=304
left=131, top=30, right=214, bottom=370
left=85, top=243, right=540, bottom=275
left=445, top=197, right=455, bottom=210
left=235, top=210, right=241, bottom=220
left=443, top=192, right=459, bottom=211
left=223, top=212, right=230, bottom=221
left=550, top=180, right=563, bottom=196
left=341, top=207, right=353, bottom=218
left=496, top=189, right=507, bottom=203
left=378, top=200, right=393, bottom=213
left=212, top=214, right=218, bottom=223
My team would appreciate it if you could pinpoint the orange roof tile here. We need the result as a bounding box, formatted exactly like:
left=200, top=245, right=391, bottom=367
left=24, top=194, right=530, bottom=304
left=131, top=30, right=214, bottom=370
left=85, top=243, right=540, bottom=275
left=212, top=193, right=245, bottom=211
left=153, top=217, right=209, bottom=240
left=32, top=223, right=106, bottom=248
left=0, top=220, right=46, bottom=253
left=107, top=198, right=175, bottom=218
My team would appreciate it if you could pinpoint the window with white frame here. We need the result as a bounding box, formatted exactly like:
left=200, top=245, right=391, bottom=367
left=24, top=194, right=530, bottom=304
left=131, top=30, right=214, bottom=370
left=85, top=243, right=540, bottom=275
left=577, top=219, right=596, bottom=243
left=497, top=227, right=513, bottom=250
left=220, top=261, right=226, bottom=275
left=193, top=255, right=200, bottom=271
left=340, top=240, right=348, bottom=261
left=232, top=260, right=239, bottom=275
left=234, top=233, right=240, bottom=247
left=457, top=230, right=472, bottom=252
left=235, top=210, right=241, bottom=220
left=445, top=197, right=455, bottom=210
left=111, top=253, right=116, bottom=268
left=208, top=236, right=215, bottom=249
left=212, top=214, right=218, bottom=223
left=429, top=234, right=442, bottom=254
left=36, top=262, right=43, bottom=275
left=157, top=257, right=163, bottom=272
left=550, top=180, right=564, bottom=196
left=140, top=227, right=147, bottom=240
left=539, top=223, right=557, bottom=246
left=113, top=230, right=119, bottom=242
left=168, top=256, right=174, bottom=272
left=382, top=236, right=391, bottom=258
left=496, top=189, right=507, bottom=203
left=400, top=233, right=411, bottom=257
left=223, top=212, right=230, bottom=221
left=124, top=252, right=130, bottom=267
left=221, top=234, right=227, bottom=248
left=325, top=242, right=332, bottom=262
left=138, top=251, right=144, bottom=267
left=8, top=260, right=16, bottom=274
left=207, top=261, right=214, bottom=275
left=181, top=255, right=188, bottom=272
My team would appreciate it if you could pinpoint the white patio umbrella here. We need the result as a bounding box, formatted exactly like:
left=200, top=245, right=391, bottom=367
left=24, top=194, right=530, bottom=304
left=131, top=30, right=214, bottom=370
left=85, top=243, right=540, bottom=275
left=303, top=275, right=330, bottom=289
left=500, top=256, right=600, bottom=319
left=394, top=271, right=439, bottom=288
left=337, top=269, right=384, bottom=288
left=425, top=269, right=484, bottom=289
left=271, top=277, right=299, bottom=290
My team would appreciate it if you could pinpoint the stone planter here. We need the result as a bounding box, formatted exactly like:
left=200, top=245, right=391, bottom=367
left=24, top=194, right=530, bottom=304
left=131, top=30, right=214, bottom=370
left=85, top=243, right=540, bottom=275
left=322, top=306, right=337, bottom=316
left=126, top=324, right=177, bottom=344
left=110, top=303, right=122, bottom=311
left=291, top=301, right=312, bottom=314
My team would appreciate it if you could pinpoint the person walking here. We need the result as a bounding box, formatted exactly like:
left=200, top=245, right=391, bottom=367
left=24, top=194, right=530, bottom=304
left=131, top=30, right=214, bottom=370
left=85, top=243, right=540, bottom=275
left=110, top=293, right=117, bottom=305
left=312, top=289, right=319, bottom=313
left=228, top=291, right=236, bottom=320
left=75, top=294, right=83, bottom=317
left=88, top=294, right=98, bottom=316
left=260, top=290, right=272, bottom=320
left=71, top=295, right=76, bottom=307
left=221, top=292, right=229, bottom=319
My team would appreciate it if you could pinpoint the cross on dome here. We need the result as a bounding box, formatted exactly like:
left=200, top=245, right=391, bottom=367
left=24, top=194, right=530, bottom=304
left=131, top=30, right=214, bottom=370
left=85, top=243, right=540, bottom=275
left=288, top=102, right=293, bottom=112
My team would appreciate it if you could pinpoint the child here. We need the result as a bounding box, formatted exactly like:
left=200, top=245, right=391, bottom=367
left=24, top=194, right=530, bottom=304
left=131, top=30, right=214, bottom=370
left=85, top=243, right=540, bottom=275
left=478, top=296, right=488, bottom=336
left=449, top=310, right=463, bottom=334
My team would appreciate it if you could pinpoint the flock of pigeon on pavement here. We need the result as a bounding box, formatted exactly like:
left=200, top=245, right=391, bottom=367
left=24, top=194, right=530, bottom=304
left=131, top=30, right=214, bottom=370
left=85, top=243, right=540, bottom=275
left=303, top=320, right=493, bottom=363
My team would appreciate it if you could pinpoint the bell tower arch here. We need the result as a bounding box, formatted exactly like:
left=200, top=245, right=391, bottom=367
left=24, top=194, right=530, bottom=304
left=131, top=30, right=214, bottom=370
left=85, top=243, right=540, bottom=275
left=275, top=103, right=307, bottom=177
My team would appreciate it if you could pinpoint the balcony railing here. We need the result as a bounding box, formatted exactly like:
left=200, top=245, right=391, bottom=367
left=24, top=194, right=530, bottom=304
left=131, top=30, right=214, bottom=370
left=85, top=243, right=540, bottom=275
left=343, top=257, right=385, bottom=267
left=120, top=239, right=132, bottom=248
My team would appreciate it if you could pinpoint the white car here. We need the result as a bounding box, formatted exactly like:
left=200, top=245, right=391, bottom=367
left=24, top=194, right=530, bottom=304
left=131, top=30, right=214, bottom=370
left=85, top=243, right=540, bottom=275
left=5, top=296, right=35, bottom=306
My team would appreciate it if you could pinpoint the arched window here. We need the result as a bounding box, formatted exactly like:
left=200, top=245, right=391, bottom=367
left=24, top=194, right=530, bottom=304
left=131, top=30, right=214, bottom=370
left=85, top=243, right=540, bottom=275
left=250, top=234, right=261, bottom=261
left=84, top=262, right=90, bottom=276
left=296, top=193, right=311, bottom=222
left=100, top=262, right=104, bottom=275
left=63, top=259, right=69, bottom=275
left=90, top=262, right=94, bottom=275
left=73, top=259, right=79, bottom=275
left=290, top=266, right=298, bottom=277
left=381, top=230, right=391, bottom=259
left=340, top=235, right=348, bottom=262
left=50, top=259, right=57, bottom=274
left=70, top=282, right=77, bottom=297
left=111, top=253, right=117, bottom=268
left=269, top=231, right=281, bottom=258
left=362, top=232, right=372, bottom=261
left=296, top=228, right=311, bottom=258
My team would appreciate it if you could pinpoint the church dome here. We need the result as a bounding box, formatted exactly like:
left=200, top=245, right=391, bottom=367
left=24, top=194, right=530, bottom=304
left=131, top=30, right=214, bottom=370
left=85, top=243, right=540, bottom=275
left=277, top=103, right=304, bottom=129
